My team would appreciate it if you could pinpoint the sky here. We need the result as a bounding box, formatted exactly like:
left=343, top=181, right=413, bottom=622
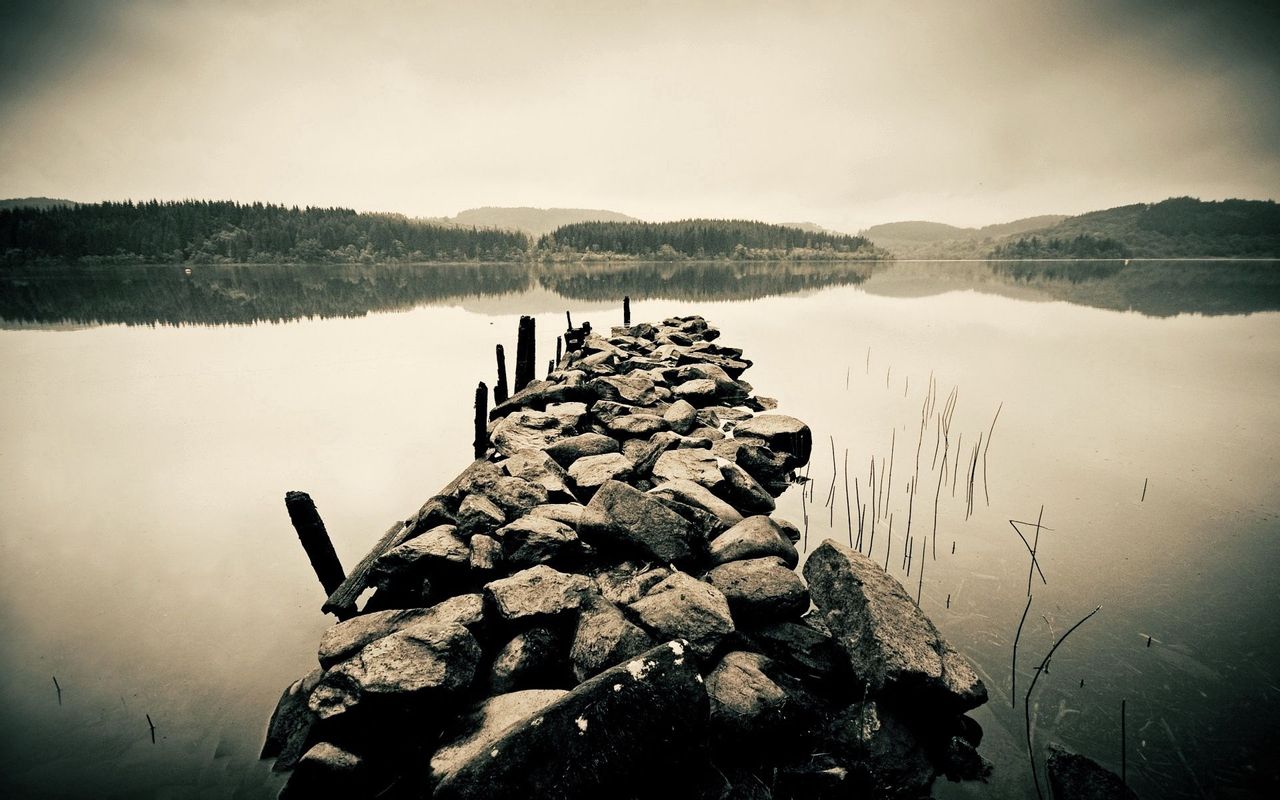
left=1, top=0, right=1277, bottom=231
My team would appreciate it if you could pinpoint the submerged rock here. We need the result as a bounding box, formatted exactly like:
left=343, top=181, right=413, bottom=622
left=1046, top=745, right=1138, bottom=800
left=803, top=540, right=987, bottom=713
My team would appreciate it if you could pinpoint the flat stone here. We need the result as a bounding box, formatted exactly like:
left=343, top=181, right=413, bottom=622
left=484, top=565, right=590, bottom=622
left=567, top=452, right=635, bottom=497
left=578, top=480, right=702, bottom=567
left=605, top=413, right=668, bottom=439
left=649, top=478, right=744, bottom=530
left=651, top=448, right=724, bottom=488
left=495, top=515, right=580, bottom=568
left=429, top=690, right=569, bottom=786
left=803, top=540, right=987, bottom=713
left=674, top=378, right=719, bottom=406
left=433, top=641, right=709, bottom=800
left=586, top=373, right=659, bottom=406
left=369, top=525, right=469, bottom=587
left=589, top=400, right=642, bottom=424
left=629, top=571, right=735, bottom=658
left=732, top=414, right=813, bottom=469
left=709, top=515, right=798, bottom=567
left=527, top=502, right=585, bottom=528
left=544, top=433, right=621, bottom=467
left=491, top=410, right=574, bottom=457
left=706, top=556, right=810, bottom=625
left=317, top=593, right=486, bottom=668
left=484, top=476, right=551, bottom=519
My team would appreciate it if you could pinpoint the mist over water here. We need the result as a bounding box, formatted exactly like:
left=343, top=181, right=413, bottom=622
left=1, top=260, right=1278, bottom=798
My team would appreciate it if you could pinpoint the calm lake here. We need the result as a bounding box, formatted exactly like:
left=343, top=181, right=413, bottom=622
left=2, top=260, right=1278, bottom=798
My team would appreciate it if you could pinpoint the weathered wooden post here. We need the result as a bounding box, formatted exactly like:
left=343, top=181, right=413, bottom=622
left=623, top=295, right=630, bottom=326
left=515, top=315, right=536, bottom=392
left=494, top=344, right=509, bottom=405
left=555, top=336, right=562, bottom=366
left=473, top=381, right=488, bottom=458
left=284, top=491, right=346, bottom=596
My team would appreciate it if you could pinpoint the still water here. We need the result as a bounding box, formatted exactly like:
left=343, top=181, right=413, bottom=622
left=1, top=260, right=1278, bottom=798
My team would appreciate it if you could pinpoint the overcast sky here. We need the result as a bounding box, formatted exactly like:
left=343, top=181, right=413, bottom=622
left=1, top=0, right=1277, bottom=231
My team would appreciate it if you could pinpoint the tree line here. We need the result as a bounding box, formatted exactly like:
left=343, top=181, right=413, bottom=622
left=0, top=200, right=530, bottom=265
left=989, top=233, right=1129, bottom=260
left=538, top=219, right=881, bottom=259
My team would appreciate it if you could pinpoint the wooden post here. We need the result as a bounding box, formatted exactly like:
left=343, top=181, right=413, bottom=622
left=494, top=344, right=509, bottom=405
left=555, top=335, right=562, bottom=366
left=623, top=295, right=631, bottom=326
left=284, top=491, right=346, bottom=596
left=515, top=315, right=536, bottom=392
left=474, top=381, right=488, bottom=459
left=565, top=310, right=573, bottom=331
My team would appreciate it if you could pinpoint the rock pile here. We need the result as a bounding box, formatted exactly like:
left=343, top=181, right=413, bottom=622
left=263, top=315, right=991, bottom=799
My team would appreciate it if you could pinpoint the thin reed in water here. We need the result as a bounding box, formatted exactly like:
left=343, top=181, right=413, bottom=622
left=1011, top=593, right=1033, bottom=708
left=983, top=402, right=1002, bottom=505
left=843, top=448, right=853, bottom=548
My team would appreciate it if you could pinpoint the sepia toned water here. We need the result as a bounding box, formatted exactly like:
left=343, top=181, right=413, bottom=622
left=1, top=260, right=1278, bottom=798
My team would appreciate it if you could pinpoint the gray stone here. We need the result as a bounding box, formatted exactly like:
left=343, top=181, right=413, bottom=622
left=706, top=556, right=810, bottom=625
left=485, top=477, right=549, bottom=519
left=713, top=457, right=777, bottom=514
left=261, top=667, right=324, bottom=770
left=586, top=373, right=659, bottom=406
left=542, top=401, right=588, bottom=428
left=484, top=565, right=590, bottom=622
left=732, top=414, right=813, bottom=468
left=593, top=560, right=672, bottom=606
left=674, top=378, right=719, bottom=406
left=803, top=540, right=987, bottom=713
left=570, top=597, right=655, bottom=681
left=318, top=593, right=486, bottom=668
left=491, top=410, right=574, bottom=457
left=663, top=399, right=698, bottom=435
left=501, top=449, right=575, bottom=500
left=495, top=515, right=580, bottom=568
left=280, top=742, right=368, bottom=799
left=527, top=502, right=585, bottom=528
left=578, top=480, right=702, bottom=567
left=649, top=479, right=744, bottom=530
left=706, top=651, right=788, bottom=739
left=709, top=515, right=798, bottom=567
left=489, top=627, right=567, bottom=693
left=469, top=534, right=503, bottom=572
left=651, top=448, right=724, bottom=488
left=429, top=690, right=569, bottom=786
left=456, top=494, right=507, bottom=537
left=1046, top=745, right=1136, bottom=800
left=433, top=641, right=709, bottom=800
left=629, top=571, right=735, bottom=658
left=746, top=620, right=843, bottom=684
left=589, top=400, right=642, bottom=424
left=567, top=452, right=635, bottom=497
left=825, top=701, right=936, bottom=798
left=369, top=524, right=469, bottom=587
left=605, top=413, right=667, bottom=439
left=544, top=432, right=621, bottom=467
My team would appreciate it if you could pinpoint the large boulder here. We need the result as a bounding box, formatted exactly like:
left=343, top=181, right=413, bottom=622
left=663, top=399, right=698, bottom=435
left=732, top=414, right=813, bottom=469
left=709, top=515, right=798, bottom=567
left=567, top=452, right=635, bottom=497
left=544, top=433, right=621, bottom=467
left=705, top=556, right=810, bottom=625
left=651, top=448, right=724, bottom=488
left=629, top=571, right=735, bottom=658
left=429, top=690, right=569, bottom=786
left=488, top=627, right=568, bottom=692
left=586, top=373, right=659, bottom=406
left=433, top=641, right=709, bottom=800
left=317, top=594, right=485, bottom=668
left=1046, top=745, right=1138, bottom=800
left=261, top=667, right=324, bottom=770
left=491, top=410, right=575, bottom=457
left=649, top=479, right=743, bottom=531
left=484, top=565, right=590, bottom=623
left=570, top=596, right=655, bottom=681
left=578, top=480, right=702, bottom=567
left=803, top=540, right=987, bottom=713
left=494, top=515, right=581, bottom=568
left=501, top=449, right=575, bottom=501
left=368, top=525, right=469, bottom=588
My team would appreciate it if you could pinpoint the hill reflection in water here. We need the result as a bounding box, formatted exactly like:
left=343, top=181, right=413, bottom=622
left=1, top=259, right=1277, bottom=327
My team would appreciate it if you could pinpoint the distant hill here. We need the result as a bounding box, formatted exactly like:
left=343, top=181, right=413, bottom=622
left=0, top=197, right=77, bottom=210
left=437, top=207, right=641, bottom=237
left=538, top=219, right=885, bottom=261
left=861, top=215, right=1069, bottom=258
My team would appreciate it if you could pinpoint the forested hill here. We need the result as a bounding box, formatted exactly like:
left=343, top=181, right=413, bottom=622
left=538, top=219, right=884, bottom=260
left=0, top=200, right=530, bottom=265
left=442, top=207, right=640, bottom=237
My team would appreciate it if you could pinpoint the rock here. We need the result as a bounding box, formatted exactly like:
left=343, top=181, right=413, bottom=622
left=262, top=667, right=324, bottom=770
left=586, top=374, right=659, bottom=406
left=527, top=502, right=585, bottom=528
left=940, top=736, right=992, bottom=782
left=651, top=448, right=724, bottom=488
left=713, top=457, right=777, bottom=513
left=456, top=494, right=507, bottom=537
left=649, top=479, right=744, bottom=531
left=677, top=349, right=751, bottom=379
left=826, top=701, right=936, bottom=799
left=663, top=363, right=740, bottom=398
left=495, top=515, right=581, bottom=568
left=430, top=690, right=569, bottom=785
left=578, top=480, right=702, bottom=566
left=705, top=556, right=810, bottom=625
left=705, top=651, right=788, bottom=740
left=309, top=622, right=481, bottom=721
left=776, top=517, right=802, bottom=544
left=690, top=425, right=726, bottom=441
left=709, top=515, right=798, bottom=567
left=489, top=627, right=568, bottom=692
left=629, top=571, right=735, bottom=658
left=674, top=378, right=719, bottom=406
left=484, top=565, right=590, bottom=622
left=732, top=415, right=813, bottom=468
left=648, top=494, right=723, bottom=540
left=593, top=561, right=672, bottom=606
left=501, top=449, right=575, bottom=501
left=663, top=399, right=698, bottom=435
left=567, top=452, right=635, bottom=497
left=589, top=400, right=642, bottom=425
left=469, top=534, right=503, bottom=572
left=433, top=641, right=709, bottom=800
left=491, top=410, right=574, bottom=457
left=368, top=525, right=470, bottom=588
left=1046, top=745, right=1137, bottom=800
left=570, top=597, right=655, bottom=681
left=485, top=476, right=550, bottom=519
left=318, top=594, right=486, bottom=668
left=280, top=742, right=369, bottom=799
left=544, top=433, right=621, bottom=467
left=745, top=620, right=843, bottom=685
left=543, top=401, right=588, bottom=428
left=803, top=540, right=987, bottom=713
left=629, top=431, right=682, bottom=476
left=605, top=413, right=667, bottom=439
